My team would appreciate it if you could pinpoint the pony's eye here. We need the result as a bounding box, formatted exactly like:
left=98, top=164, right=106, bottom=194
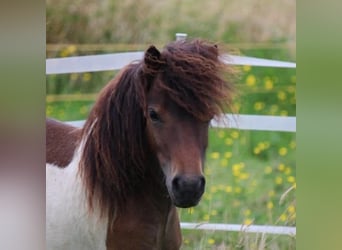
left=148, top=109, right=161, bottom=123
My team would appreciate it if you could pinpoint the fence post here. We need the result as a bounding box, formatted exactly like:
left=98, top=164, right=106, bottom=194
left=175, top=33, right=187, bottom=41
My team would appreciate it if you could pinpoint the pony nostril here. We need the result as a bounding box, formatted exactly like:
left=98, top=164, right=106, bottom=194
left=172, top=176, right=181, bottom=190
left=198, top=176, right=205, bottom=189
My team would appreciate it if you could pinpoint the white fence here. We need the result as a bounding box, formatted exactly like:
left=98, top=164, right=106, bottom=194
left=46, top=40, right=296, bottom=236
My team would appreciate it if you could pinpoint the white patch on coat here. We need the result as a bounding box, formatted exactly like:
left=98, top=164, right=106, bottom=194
left=46, top=145, right=108, bottom=250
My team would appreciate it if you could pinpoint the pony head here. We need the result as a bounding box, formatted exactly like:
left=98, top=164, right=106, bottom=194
left=80, top=39, right=235, bottom=217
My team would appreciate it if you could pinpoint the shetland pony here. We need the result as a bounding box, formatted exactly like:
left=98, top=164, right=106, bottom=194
left=46, top=39, right=234, bottom=250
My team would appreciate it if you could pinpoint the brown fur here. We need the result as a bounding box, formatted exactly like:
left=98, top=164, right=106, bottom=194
left=47, top=39, right=235, bottom=249
left=46, top=118, right=81, bottom=167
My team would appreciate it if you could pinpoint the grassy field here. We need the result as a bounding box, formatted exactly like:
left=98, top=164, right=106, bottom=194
left=46, top=45, right=296, bottom=249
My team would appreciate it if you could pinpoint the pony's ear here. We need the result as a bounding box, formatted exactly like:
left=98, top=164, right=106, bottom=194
left=212, top=44, right=219, bottom=56
left=144, top=45, right=164, bottom=71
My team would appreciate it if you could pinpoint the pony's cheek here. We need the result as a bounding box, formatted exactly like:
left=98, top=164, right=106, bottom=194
left=157, top=152, right=172, bottom=175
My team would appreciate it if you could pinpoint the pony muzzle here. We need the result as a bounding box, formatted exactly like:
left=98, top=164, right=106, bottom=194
left=170, top=175, right=205, bottom=208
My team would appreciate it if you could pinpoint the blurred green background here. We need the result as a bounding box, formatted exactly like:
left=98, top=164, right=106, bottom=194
left=46, top=0, right=296, bottom=249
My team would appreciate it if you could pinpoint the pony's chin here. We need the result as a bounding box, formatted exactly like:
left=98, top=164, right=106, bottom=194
left=173, top=199, right=201, bottom=208
left=169, top=193, right=202, bottom=208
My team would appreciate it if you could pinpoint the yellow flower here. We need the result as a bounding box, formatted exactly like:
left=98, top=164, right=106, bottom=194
left=243, top=65, right=251, bottom=72
left=234, top=187, right=242, bottom=194
left=70, top=73, right=78, bottom=81
left=203, top=214, right=210, bottom=221
left=225, top=186, right=232, bottom=193
left=210, top=152, right=220, bottom=159
left=244, top=218, right=253, bottom=226
left=187, top=207, right=194, bottom=214
left=233, top=102, right=241, bottom=112
left=254, top=102, right=265, bottom=111
left=208, top=238, right=215, bottom=245
left=258, top=142, right=267, bottom=150
left=267, top=201, right=274, bottom=210
left=275, top=176, right=283, bottom=185
left=231, top=131, right=239, bottom=139
left=184, top=239, right=190, bottom=245
left=46, top=105, right=53, bottom=116
left=60, top=48, right=69, bottom=57
left=287, top=86, right=296, bottom=93
left=67, top=45, right=77, bottom=54
left=253, top=147, right=261, bottom=155
left=211, top=210, right=218, bottom=216
left=210, top=186, right=218, bottom=193
left=232, top=163, right=244, bottom=177
left=244, top=209, right=251, bottom=216
left=217, top=130, right=225, bottom=138
left=233, top=170, right=240, bottom=177
left=225, top=138, right=233, bottom=146
left=287, top=205, right=296, bottom=214
left=278, top=164, right=285, bottom=172
left=246, top=75, right=256, bottom=87
left=232, top=163, right=242, bottom=172
left=60, top=45, right=77, bottom=57
left=82, top=73, right=92, bottom=82
left=277, top=91, right=287, bottom=101
left=279, top=213, right=287, bottom=222
left=264, top=166, right=272, bottom=174
left=289, top=141, right=296, bottom=149
left=239, top=172, right=250, bottom=180
left=278, top=147, right=288, bottom=156
left=287, top=176, right=295, bottom=183
left=285, top=167, right=292, bottom=175
left=224, top=152, right=232, bottom=158
left=280, top=110, right=288, bottom=116
left=264, top=79, right=274, bottom=90
left=268, top=190, right=275, bottom=197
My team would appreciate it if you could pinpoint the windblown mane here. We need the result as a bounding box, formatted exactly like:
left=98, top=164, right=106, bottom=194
left=79, top=39, right=235, bottom=220
left=159, top=39, right=235, bottom=121
left=80, top=63, right=149, bottom=219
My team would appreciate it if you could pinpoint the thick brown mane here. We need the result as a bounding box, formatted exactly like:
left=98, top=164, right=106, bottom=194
left=80, top=63, right=151, bottom=219
left=79, top=39, right=235, bottom=220
left=158, top=39, right=234, bottom=121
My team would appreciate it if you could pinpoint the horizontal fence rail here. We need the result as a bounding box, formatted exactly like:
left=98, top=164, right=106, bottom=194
left=46, top=52, right=296, bottom=75
left=213, top=114, right=296, bottom=132
left=180, top=223, right=296, bottom=236
left=65, top=114, right=296, bottom=132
